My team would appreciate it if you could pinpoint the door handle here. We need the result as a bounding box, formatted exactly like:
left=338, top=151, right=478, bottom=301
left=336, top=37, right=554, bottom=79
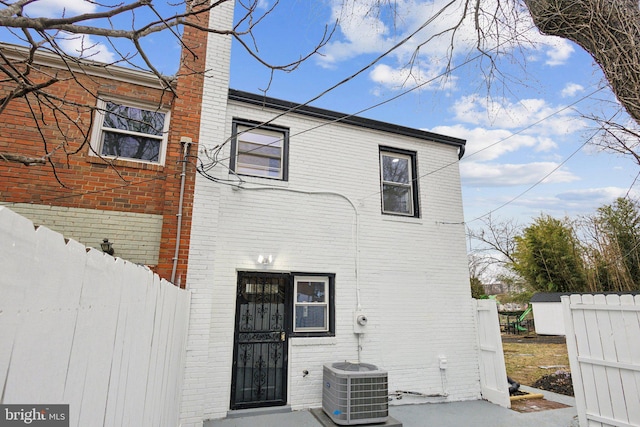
left=280, top=332, right=286, bottom=342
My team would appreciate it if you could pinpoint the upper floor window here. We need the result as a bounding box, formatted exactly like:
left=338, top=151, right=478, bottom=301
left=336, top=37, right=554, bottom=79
left=380, top=147, right=419, bottom=217
left=231, top=119, right=289, bottom=180
left=91, top=99, right=169, bottom=164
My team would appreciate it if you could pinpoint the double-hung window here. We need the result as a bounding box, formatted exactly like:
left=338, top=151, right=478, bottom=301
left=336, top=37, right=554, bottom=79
left=91, top=99, right=169, bottom=164
left=380, top=147, right=419, bottom=217
left=294, top=276, right=330, bottom=333
left=231, top=120, right=289, bottom=180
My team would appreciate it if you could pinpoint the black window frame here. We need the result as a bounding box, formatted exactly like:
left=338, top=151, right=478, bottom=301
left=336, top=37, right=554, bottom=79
left=379, top=146, right=420, bottom=218
left=230, top=118, right=289, bottom=181
left=290, top=272, right=336, bottom=338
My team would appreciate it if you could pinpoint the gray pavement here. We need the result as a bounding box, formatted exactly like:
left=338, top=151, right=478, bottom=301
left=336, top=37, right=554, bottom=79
left=205, top=386, right=579, bottom=427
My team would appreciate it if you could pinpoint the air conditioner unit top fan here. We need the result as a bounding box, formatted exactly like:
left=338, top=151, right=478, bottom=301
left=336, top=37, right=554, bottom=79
left=322, top=362, right=389, bottom=426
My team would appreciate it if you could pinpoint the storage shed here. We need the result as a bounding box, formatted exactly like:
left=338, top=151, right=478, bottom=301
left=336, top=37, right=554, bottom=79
left=530, top=293, right=570, bottom=336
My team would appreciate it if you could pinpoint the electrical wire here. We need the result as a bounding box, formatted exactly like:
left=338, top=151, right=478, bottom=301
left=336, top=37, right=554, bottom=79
left=3, top=13, right=617, bottom=221
left=207, top=81, right=606, bottom=225
left=199, top=21, right=610, bottom=224
left=358, top=85, right=607, bottom=205
left=205, top=23, right=542, bottom=169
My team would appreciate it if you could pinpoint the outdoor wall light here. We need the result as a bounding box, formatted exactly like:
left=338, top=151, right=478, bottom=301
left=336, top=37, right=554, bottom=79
left=101, top=238, right=115, bottom=256
left=257, top=254, right=273, bottom=265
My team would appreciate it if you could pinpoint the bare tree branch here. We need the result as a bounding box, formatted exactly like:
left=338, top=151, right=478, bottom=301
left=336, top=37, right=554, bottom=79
left=0, top=0, right=333, bottom=182
left=0, top=152, right=45, bottom=165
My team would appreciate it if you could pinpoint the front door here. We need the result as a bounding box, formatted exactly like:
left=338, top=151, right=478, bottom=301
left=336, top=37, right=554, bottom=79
left=230, top=272, right=289, bottom=410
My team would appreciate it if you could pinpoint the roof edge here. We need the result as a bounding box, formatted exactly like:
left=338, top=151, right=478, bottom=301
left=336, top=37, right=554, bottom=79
left=228, top=89, right=467, bottom=158
left=0, top=42, right=174, bottom=90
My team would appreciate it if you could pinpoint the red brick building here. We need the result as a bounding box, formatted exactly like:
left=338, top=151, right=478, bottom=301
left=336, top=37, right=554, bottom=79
left=0, top=20, right=208, bottom=286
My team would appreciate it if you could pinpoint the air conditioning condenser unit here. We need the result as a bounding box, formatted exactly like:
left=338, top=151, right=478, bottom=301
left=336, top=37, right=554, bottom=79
left=322, top=362, right=388, bottom=425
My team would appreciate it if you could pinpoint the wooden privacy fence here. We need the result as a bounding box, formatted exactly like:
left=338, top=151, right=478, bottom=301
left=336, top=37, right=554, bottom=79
left=0, top=207, right=191, bottom=427
left=563, top=294, right=640, bottom=427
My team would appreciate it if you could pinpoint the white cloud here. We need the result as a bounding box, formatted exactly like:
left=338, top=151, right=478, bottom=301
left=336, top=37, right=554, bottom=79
left=369, top=62, right=457, bottom=91
left=319, top=0, right=392, bottom=67
left=508, top=187, right=640, bottom=217
left=447, top=94, right=586, bottom=135
left=543, top=37, right=575, bottom=66
left=58, top=33, right=115, bottom=63
left=429, top=124, right=547, bottom=162
left=556, top=187, right=638, bottom=203
left=24, top=0, right=96, bottom=17
left=21, top=1, right=116, bottom=63
left=319, top=0, right=576, bottom=71
left=561, top=83, right=585, bottom=98
left=460, top=161, right=579, bottom=187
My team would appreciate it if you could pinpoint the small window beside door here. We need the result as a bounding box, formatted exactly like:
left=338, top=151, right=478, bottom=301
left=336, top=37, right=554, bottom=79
left=293, top=274, right=335, bottom=337
left=294, top=276, right=329, bottom=332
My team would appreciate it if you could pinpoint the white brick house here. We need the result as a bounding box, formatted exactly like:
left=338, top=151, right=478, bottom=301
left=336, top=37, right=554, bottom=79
left=179, top=1, right=482, bottom=424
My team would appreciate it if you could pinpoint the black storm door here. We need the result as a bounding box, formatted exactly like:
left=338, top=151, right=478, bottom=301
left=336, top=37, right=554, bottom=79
left=231, top=272, right=289, bottom=409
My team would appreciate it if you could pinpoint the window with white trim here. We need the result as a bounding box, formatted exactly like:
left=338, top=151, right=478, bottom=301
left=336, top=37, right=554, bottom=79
left=294, top=276, right=330, bottom=333
left=91, top=99, right=169, bottom=164
left=230, top=120, right=289, bottom=180
left=380, top=147, right=419, bottom=217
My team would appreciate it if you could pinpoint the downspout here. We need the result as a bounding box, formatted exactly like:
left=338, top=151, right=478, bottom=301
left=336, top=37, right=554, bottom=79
left=171, top=137, right=192, bottom=285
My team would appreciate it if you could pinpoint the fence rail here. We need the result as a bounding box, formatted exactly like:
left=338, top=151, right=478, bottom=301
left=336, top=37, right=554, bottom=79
left=0, top=207, right=191, bottom=427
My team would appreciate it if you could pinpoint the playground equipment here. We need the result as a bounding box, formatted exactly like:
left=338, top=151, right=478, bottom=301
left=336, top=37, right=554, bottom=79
left=507, top=306, right=532, bottom=333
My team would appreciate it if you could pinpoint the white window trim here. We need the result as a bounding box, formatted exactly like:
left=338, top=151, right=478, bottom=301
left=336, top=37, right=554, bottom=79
left=89, top=98, right=170, bottom=166
left=380, top=150, right=416, bottom=216
left=294, top=276, right=329, bottom=333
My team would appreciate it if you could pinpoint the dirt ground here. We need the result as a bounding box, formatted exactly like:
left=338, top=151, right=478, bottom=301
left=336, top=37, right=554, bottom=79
left=502, top=333, right=573, bottom=396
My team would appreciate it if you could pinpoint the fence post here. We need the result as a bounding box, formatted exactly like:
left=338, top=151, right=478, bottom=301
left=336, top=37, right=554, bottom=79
left=562, top=295, right=588, bottom=427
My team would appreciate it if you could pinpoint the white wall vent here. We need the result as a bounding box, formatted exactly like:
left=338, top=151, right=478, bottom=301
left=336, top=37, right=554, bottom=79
left=322, top=362, right=388, bottom=425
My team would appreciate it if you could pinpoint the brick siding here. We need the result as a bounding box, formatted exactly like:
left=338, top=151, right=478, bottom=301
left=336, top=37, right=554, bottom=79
left=181, top=88, right=481, bottom=423
left=0, top=6, right=208, bottom=284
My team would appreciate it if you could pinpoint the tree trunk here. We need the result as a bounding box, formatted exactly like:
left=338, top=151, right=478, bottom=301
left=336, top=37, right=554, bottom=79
left=523, top=0, right=640, bottom=124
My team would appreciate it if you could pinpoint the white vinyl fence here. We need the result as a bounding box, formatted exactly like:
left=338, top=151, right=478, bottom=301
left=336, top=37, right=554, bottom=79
left=0, top=207, right=191, bottom=427
left=563, top=294, right=640, bottom=427
left=474, top=298, right=511, bottom=409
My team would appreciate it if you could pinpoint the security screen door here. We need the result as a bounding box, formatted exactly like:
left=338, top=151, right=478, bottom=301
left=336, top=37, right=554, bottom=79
left=230, top=272, right=289, bottom=409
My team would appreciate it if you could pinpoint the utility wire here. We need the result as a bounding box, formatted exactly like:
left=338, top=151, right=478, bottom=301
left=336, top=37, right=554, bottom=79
left=204, top=17, right=540, bottom=166
left=460, top=117, right=616, bottom=225
left=202, top=80, right=609, bottom=225
left=356, top=85, right=606, bottom=202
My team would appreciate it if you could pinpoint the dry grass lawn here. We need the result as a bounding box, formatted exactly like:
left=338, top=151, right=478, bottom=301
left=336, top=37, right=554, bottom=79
left=502, top=340, right=570, bottom=386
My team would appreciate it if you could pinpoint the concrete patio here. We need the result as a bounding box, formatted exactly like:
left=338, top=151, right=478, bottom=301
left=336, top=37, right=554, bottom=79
left=205, top=386, right=578, bottom=427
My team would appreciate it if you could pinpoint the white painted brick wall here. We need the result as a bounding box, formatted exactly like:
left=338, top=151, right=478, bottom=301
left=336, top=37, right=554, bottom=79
left=180, top=2, right=481, bottom=422
left=1, top=203, right=162, bottom=265
left=178, top=1, right=235, bottom=426
left=181, top=87, right=482, bottom=423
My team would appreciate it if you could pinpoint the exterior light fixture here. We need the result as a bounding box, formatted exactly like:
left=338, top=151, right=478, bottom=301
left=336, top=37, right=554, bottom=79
left=257, top=254, right=273, bottom=265
left=100, top=238, right=115, bottom=255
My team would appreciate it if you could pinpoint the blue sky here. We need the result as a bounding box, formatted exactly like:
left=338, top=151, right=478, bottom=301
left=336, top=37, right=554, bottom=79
left=224, top=1, right=639, bottom=230
left=3, top=0, right=639, bottom=230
